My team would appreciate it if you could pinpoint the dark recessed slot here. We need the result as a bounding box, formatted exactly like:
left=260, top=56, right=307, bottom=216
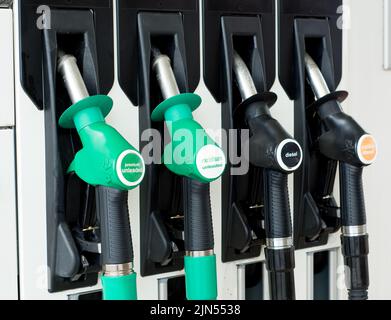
left=245, top=262, right=264, bottom=300
left=56, top=34, right=101, bottom=280
left=219, top=15, right=271, bottom=263
left=69, top=290, right=102, bottom=300
left=305, top=37, right=325, bottom=66
left=167, top=276, right=186, bottom=300
left=313, top=251, right=330, bottom=300
left=147, top=36, right=186, bottom=265
left=56, top=33, right=85, bottom=167
left=295, top=31, right=340, bottom=248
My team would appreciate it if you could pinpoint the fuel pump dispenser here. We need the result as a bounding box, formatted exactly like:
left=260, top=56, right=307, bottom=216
left=18, top=1, right=123, bottom=296
left=202, top=0, right=300, bottom=299
left=232, top=51, right=302, bottom=300
left=117, top=0, right=214, bottom=300
left=151, top=49, right=226, bottom=300
left=304, top=53, right=376, bottom=300
left=278, top=0, right=377, bottom=300
left=202, top=0, right=277, bottom=267
left=57, top=52, right=145, bottom=300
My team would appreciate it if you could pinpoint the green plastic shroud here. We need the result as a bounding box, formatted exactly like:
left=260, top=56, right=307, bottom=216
left=59, top=95, right=145, bottom=190
left=101, top=273, right=137, bottom=300
left=184, top=255, right=218, bottom=300
left=151, top=93, right=226, bottom=183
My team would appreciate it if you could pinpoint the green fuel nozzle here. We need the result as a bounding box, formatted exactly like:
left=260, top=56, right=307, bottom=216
left=151, top=50, right=226, bottom=183
left=58, top=53, right=145, bottom=190
left=151, top=49, right=225, bottom=300
left=57, top=52, right=145, bottom=300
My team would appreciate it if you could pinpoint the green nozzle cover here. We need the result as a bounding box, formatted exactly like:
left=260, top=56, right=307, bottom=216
left=101, top=273, right=137, bottom=300
left=151, top=93, right=226, bottom=183
left=59, top=95, right=113, bottom=130
left=151, top=93, right=201, bottom=121
left=184, top=255, right=218, bottom=300
left=59, top=95, right=145, bottom=190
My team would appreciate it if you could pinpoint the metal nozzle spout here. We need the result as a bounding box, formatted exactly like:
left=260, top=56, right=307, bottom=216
left=304, top=53, right=331, bottom=99
left=57, top=52, right=90, bottom=104
left=232, top=50, right=258, bottom=100
left=151, top=49, right=180, bottom=100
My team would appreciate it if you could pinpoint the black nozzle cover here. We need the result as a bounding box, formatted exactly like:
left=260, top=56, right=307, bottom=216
left=312, top=93, right=369, bottom=166
left=236, top=94, right=302, bottom=172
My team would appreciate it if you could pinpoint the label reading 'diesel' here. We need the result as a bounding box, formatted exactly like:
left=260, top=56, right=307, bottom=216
left=277, top=139, right=303, bottom=172
left=196, top=145, right=226, bottom=180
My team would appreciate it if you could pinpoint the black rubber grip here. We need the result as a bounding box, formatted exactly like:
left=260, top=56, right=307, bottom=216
left=183, top=178, right=214, bottom=252
left=341, top=235, right=369, bottom=300
left=265, top=247, right=296, bottom=300
left=263, top=170, right=292, bottom=238
left=96, top=186, right=133, bottom=265
left=339, top=162, right=366, bottom=226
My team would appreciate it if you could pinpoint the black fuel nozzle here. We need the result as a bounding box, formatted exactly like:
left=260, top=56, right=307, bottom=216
left=304, top=53, right=377, bottom=167
left=233, top=50, right=302, bottom=300
left=233, top=52, right=302, bottom=173
left=304, top=52, right=377, bottom=300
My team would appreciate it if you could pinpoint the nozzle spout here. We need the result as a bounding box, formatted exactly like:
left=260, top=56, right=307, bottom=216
left=152, top=50, right=180, bottom=100
left=304, top=53, right=331, bottom=99
left=232, top=50, right=258, bottom=100
left=58, top=52, right=90, bottom=104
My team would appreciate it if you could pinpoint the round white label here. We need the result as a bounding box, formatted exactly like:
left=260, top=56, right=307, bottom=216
left=276, top=139, right=303, bottom=172
left=196, top=145, right=226, bottom=180
left=356, top=134, right=377, bottom=165
left=116, top=150, right=145, bottom=187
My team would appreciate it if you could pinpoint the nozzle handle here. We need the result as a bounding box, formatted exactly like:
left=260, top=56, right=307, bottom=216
left=96, top=186, right=133, bottom=266
left=340, top=163, right=367, bottom=227
left=339, top=162, right=369, bottom=300
left=183, top=178, right=214, bottom=252
left=264, top=170, right=293, bottom=239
